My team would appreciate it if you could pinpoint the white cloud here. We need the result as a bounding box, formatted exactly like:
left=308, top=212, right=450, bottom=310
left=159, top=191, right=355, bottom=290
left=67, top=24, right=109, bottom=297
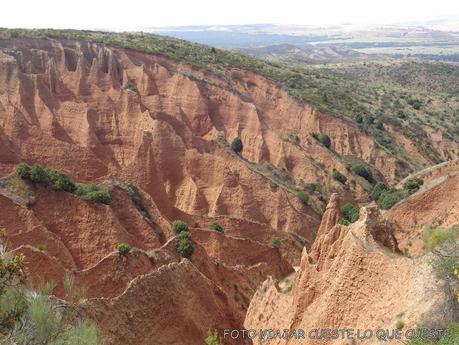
left=1, top=0, right=458, bottom=29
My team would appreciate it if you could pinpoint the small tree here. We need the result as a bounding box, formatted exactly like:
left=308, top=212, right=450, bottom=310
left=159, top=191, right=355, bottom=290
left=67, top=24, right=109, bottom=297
left=317, top=134, right=331, bottom=148
left=341, top=203, right=360, bottom=223
left=332, top=169, right=347, bottom=184
left=351, top=164, right=374, bottom=183
left=403, top=177, right=423, bottom=195
left=205, top=330, right=222, bottom=345
left=377, top=190, right=404, bottom=210
left=172, top=220, right=189, bottom=234
left=209, top=222, right=224, bottom=234
left=371, top=182, right=389, bottom=201
left=269, top=236, right=281, bottom=249
left=231, top=137, right=243, bottom=153
left=117, top=243, right=131, bottom=256
left=176, top=231, right=194, bottom=258
left=297, top=191, right=309, bottom=205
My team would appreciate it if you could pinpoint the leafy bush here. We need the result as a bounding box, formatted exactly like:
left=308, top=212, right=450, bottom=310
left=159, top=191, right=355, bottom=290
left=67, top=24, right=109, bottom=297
left=407, top=98, right=422, bottom=110
left=117, top=243, right=131, bottom=256
left=16, top=163, right=32, bottom=179
left=423, top=226, right=459, bottom=252
left=75, top=184, right=111, bottom=205
left=45, top=168, right=76, bottom=192
left=339, top=219, right=350, bottom=226
left=332, top=169, right=347, bottom=184
left=395, top=320, right=405, bottom=330
left=376, top=121, right=384, bottom=130
left=269, top=236, right=281, bottom=249
left=403, top=177, right=424, bottom=195
left=0, top=252, right=102, bottom=344
left=314, top=133, right=331, bottom=148
left=341, top=203, right=360, bottom=223
left=304, top=183, right=319, bottom=192
left=371, top=182, right=389, bottom=201
left=124, top=81, right=138, bottom=93
left=231, top=137, right=243, bottom=153
left=407, top=323, right=458, bottom=345
left=377, top=189, right=405, bottom=210
left=176, top=231, right=194, bottom=258
left=205, top=330, right=222, bottom=345
left=351, top=164, right=374, bottom=183
left=209, top=222, right=224, bottom=234
left=172, top=220, right=189, bottom=234
left=16, top=163, right=110, bottom=204
left=297, top=191, right=309, bottom=205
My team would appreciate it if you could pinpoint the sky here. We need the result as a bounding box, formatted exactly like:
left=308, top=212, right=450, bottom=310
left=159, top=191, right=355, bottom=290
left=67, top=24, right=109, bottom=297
left=1, top=0, right=458, bottom=29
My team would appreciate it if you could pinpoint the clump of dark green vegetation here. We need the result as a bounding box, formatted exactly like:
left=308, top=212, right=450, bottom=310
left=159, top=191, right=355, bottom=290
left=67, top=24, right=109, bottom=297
left=209, top=222, right=224, bottom=234
left=205, top=330, right=222, bottom=345
left=231, top=137, right=243, bottom=153
left=16, top=163, right=111, bottom=205
left=371, top=182, right=389, bottom=201
left=332, top=169, right=347, bottom=184
left=403, top=177, right=424, bottom=195
left=377, top=189, right=405, bottom=210
left=124, top=81, right=138, bottom=93
left=339, top=203, right=360, bottom=225
left=117, top=243, right=131, bottom=256
left=176, top=230, right=194, bottom=258
left=420, top=226, right=458, bottom=345
left=423, top=226, right=459, bottom=253
left=269, top=236, right=281, bottom=249
left=312, top=133, right=331, bottom=148
left=406, top=323, right=459, bottom=345
left=172, top=220, right=189, bottom=234
left=296, top=191, right=309, bottom=205
left=351, top=164, right=374, bottom=184
left=372, top=177, right=424, bottom=210
left=0, top=252, right=103, bottom=344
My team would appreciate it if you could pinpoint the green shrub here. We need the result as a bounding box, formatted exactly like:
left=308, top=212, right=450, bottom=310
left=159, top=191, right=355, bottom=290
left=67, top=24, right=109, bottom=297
left=376, top=121, right=384, bottom=130
left=304, top=183, right=319, bottom=192
left=209, top=222, right=224, bottom=234
left=423, top=226, right=459, bottom=252
left=377, top=189, right=405, bottom=210
left=297, top=191, right=309, bottom=205
left=395, top=320, right=405, bottom=330
left=408, top=98, right=422, bottom=110
left=16, top=163, right=32, bottom=179
left=231, top=137, right=243, bottom=153
left=371, top=182, right=389, bottom=201
left=117, top=243, right=131, bottom=256
left=269, top=236, right=281, bottom=249
left=28, top=165, right=48, bottom=184
left=351, top=164, right=374, bottom=183
left=205, top=330, right=222, bottom=345
left=45, top=168, right=76, bottom=192
left=16, top=163, right=110, bottom=204
left=341, top=203, right=360, bottom=223
left=407, top=323, right=458, bottom=345
left=403, top=177, right=424, bottom=195
left=176, top=231, right=194, bottom=258
left=339, top=219, right=350, bottom=226
left=316, top=134, right=331, bottom=148
left=172, top=220, right=189, bottom=234
left=332, top=169, right=347, bottom=184
left=75, top=184, right=111, bottom=205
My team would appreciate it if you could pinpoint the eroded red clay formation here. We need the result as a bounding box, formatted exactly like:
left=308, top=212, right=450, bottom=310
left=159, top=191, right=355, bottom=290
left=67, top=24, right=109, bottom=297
left=0, top=37, right=457, bottom=344
left=245, top=194, right=456, bottom=345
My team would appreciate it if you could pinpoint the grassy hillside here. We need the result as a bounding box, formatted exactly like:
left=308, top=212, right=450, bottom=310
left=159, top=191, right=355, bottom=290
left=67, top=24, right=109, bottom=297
left=0, top=28, right=457, bottom=164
